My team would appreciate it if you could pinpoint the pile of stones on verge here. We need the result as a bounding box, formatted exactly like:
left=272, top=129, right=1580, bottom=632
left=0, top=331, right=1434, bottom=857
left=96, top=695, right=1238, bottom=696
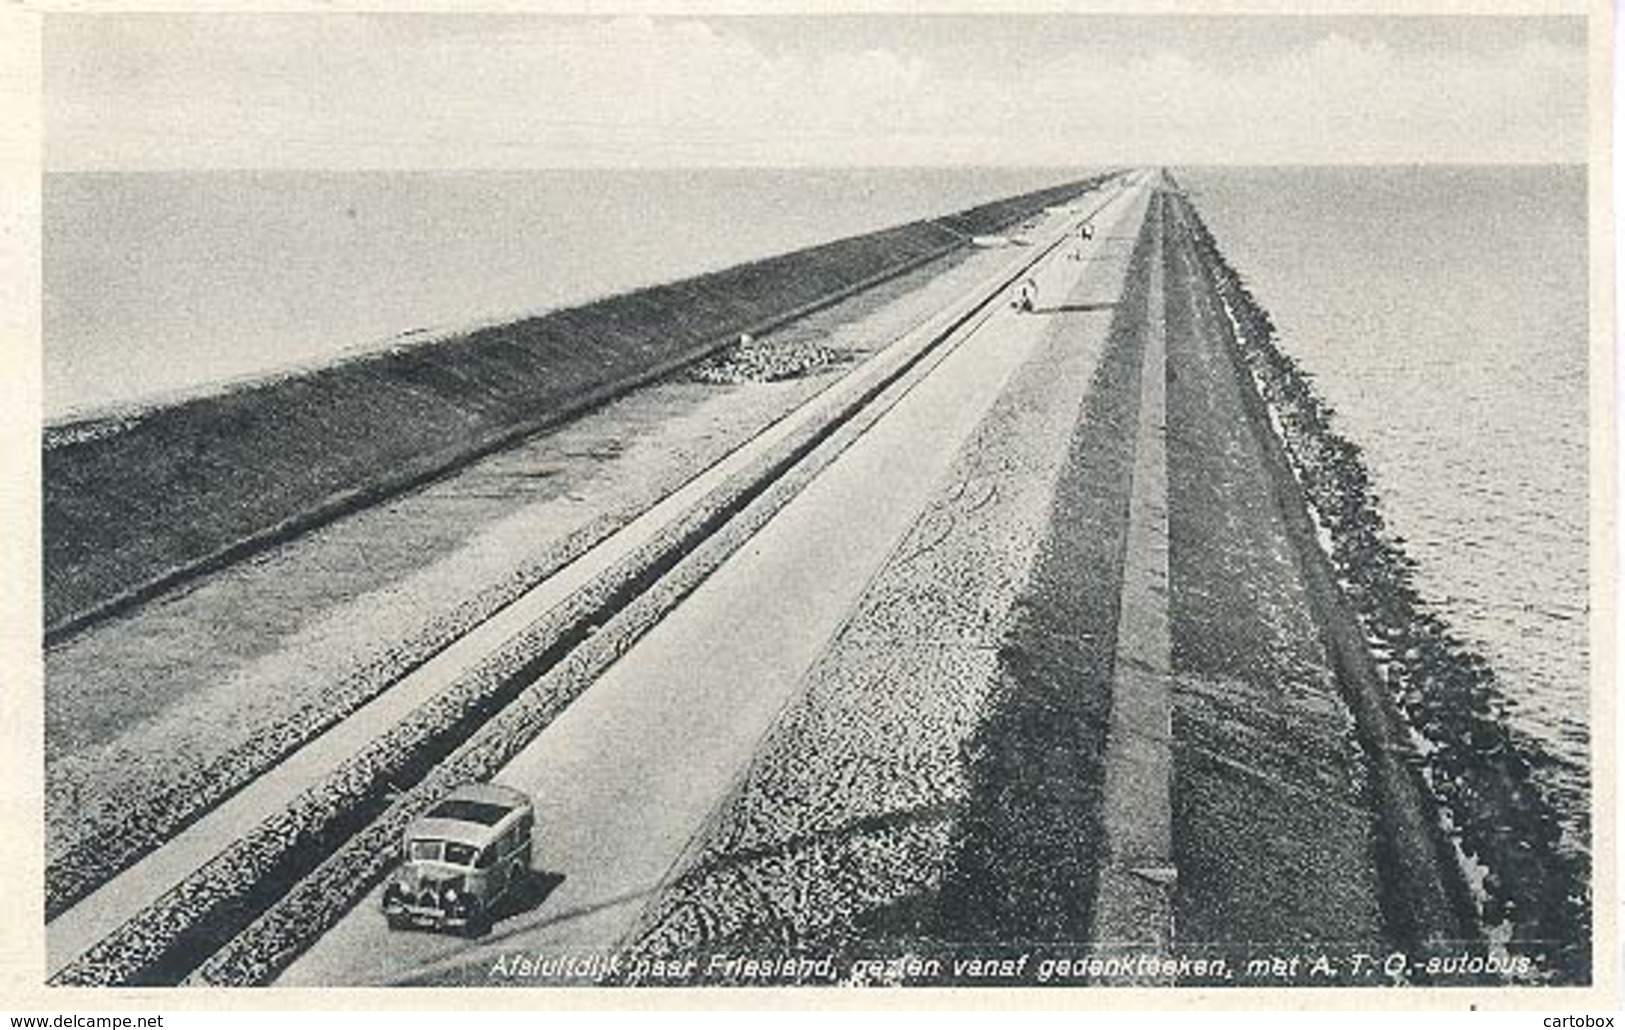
left=689, top=335, right=848, bottom=385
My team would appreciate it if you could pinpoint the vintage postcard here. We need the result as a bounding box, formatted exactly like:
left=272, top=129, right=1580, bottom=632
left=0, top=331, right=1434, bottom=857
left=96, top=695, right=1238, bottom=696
left=0, top=0, right=1612, bottom=1011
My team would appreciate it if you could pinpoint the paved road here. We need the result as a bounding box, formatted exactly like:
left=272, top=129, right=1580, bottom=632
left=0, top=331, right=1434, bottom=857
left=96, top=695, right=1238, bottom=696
left=44, top=246, right=993, bottom=973
left=278, top=179, right=1153, bottom=987
left=47, top=178, right=1129, bottom=977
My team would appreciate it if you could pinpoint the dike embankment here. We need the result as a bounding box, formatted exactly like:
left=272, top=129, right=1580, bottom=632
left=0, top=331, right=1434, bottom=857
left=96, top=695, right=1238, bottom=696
left=52, top=188, right=1109, bottom=988
left=44, top=174, right=1108, bottom=642
left=1172, top=191, right=1588, bottom=983
left=609, top=185, right=1412, bottom=987
left=42, top=243, right=1036, bottom=935
left=610, top=181, right=1585, bottom=987
left=1160, top=189, right=1432, bottom=971
left=607, top=188, right=1160, bottom=984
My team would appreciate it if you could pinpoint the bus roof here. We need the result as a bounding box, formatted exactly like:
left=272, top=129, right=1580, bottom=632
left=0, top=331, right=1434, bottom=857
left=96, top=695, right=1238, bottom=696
left=407, top=783, right=530, bottom=846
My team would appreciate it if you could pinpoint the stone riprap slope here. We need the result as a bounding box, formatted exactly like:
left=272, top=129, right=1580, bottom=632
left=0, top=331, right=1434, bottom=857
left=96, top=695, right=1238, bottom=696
left=615, top=184, right=1539, bottom=987
left=1159, top=193, right=1392, bottom=966
left=1175, top=193, right=1589, bottom=983
left=45, top=175, right=1107, bottom=639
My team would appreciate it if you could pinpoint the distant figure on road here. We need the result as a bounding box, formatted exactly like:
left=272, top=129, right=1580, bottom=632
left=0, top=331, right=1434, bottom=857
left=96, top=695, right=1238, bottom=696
left=1071, top=221, right=1094, bottom=260
left=1014, top=277, right=1038, bottom=313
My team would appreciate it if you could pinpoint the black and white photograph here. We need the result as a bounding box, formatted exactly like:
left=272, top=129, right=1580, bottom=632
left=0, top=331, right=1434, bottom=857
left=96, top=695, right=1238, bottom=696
left=2, top=1, right=1609, bottom=1004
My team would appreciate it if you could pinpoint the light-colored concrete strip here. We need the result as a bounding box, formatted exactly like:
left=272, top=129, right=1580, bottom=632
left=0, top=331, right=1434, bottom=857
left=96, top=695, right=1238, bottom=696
left=1089, top=190, right=1175, bottom=964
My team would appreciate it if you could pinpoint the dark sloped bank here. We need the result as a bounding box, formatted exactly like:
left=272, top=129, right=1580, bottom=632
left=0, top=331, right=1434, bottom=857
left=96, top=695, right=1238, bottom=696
left=1176, top=195, right=1589, bottom=983
left=44, top=173, right=1108, bottom=641
left=930, top=193, right=1157, bottom=948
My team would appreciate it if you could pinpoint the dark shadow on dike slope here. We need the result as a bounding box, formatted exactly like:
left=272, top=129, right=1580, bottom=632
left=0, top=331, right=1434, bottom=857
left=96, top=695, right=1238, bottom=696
left=927, top=193, right=1162, bottom=945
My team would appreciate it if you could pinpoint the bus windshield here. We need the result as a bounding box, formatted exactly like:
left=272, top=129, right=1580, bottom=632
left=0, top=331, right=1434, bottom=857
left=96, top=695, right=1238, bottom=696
left=407, top=839, right=478, bottom=866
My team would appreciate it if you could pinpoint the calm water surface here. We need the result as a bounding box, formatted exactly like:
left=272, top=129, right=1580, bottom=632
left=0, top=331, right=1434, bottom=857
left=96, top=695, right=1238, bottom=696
left=44, top=167, right=1094, bottom=419
left=1185, top=165, right=1589, bottom=838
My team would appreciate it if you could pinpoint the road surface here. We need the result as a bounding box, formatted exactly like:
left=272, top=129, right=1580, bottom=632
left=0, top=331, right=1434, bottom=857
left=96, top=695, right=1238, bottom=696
left=278, top=180, right=1153, bottom=987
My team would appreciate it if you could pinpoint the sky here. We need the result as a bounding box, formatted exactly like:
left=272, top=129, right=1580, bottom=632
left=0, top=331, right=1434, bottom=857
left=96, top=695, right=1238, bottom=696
left=43, top=12, right=1589, bottom=170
